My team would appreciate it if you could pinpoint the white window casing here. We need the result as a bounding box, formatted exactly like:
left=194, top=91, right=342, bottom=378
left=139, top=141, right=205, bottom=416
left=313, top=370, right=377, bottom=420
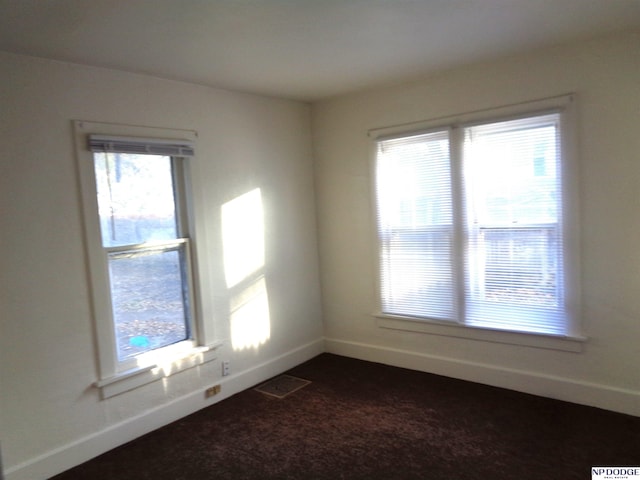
left=370, top=95, right=584, bottom=352
left=74, top=121, right=220, bottom=398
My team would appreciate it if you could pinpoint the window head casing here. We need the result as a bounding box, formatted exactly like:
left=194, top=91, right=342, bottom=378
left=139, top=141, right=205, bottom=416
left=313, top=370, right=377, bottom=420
left=75, top=121, right=216, bottom=397
left=372, top=95, right=581, bottom=341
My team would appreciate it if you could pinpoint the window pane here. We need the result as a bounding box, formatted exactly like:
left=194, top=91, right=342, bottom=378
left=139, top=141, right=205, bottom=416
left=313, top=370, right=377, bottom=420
left=463, top=114, right=565, bottom=334
left=380, top=228, right=454, bottom=319
left=108, top=246, right=189, bottom=361
left=94, top=153, right=178, bottom=247
left=376, top=131, right=455, bottom=320
left=471, top=227, right=558, bottom=307
left=464, top=117, right=559, bottom=225
left=377, top=132, right=452, bottom=228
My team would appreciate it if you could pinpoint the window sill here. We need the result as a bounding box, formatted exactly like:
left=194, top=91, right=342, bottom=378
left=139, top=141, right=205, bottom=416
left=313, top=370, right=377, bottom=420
left=95, top=341, right=223, bottom=399
left=375, top=314, right=586, bottom=353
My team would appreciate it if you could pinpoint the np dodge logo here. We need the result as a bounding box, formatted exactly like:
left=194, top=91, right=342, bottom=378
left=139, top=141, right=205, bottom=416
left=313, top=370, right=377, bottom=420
left=592, top=467, right=640, bottom=479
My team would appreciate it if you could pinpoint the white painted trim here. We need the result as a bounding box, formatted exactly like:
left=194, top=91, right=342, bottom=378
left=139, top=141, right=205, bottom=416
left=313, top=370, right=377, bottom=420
left=376, top=315, right=586, bottom=352
left=73, top=120, right=205, bottom=380
left=5, top=339, right=324, bottom=480
left=368, top=93, right=575, bottom=139
left=324, top=337, right=640, bottom=417
left=96, top=341, right=223, bottom=399
left=368, top=94, right=583, bottom=340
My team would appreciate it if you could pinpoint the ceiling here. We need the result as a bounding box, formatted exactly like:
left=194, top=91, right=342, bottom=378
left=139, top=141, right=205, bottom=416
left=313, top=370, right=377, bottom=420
left=0, top=0, right=638, bottom=102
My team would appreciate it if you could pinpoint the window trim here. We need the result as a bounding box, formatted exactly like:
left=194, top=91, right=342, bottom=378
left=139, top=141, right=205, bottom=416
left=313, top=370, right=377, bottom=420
left=375, top=314, right=586, bottom=352
left=74, top=120, right=220, bottom=398
left=369, top=94, right=583, bottom=349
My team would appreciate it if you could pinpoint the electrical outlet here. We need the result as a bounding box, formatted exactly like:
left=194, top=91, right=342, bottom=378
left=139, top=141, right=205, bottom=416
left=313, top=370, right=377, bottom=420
left=222, top=360, right=230, bottom=376
left=205, top=385, right=221, bottom=398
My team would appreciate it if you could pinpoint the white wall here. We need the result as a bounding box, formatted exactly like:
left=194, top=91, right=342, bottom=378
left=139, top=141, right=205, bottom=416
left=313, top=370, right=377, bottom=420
left=312, top=31, right=640, bottom=416
left=0, top=52, right=323, bottom=479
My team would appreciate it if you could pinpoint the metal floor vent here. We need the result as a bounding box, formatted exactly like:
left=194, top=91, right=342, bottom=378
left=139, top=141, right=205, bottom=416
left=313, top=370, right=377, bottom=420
left=254, top=375, right=311, bottom=399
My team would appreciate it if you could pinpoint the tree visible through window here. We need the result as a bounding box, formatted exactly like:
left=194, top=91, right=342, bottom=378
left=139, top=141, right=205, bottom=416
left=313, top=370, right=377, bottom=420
left=93, top=152, right=192, bottom=361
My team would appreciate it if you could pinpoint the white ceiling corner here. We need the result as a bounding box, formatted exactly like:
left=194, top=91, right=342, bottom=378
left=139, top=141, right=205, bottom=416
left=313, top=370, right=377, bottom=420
left=0, top=0, right=638, bottom=101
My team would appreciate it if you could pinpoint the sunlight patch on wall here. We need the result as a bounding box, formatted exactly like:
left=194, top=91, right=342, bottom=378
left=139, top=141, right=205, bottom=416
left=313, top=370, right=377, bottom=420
left=139, top=341, right=205, bottom=376
left=222, top=188, right=265, bottom=288
left=222, top=188, right=271, bottom=351
left=230, top=276, right=271, bottom=351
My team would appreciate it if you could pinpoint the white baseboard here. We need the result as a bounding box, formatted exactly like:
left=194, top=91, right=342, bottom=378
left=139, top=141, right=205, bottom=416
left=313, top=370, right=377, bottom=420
left=5, top=338, right=324, bottom=480
left=325, top=337, right=640, bottom=417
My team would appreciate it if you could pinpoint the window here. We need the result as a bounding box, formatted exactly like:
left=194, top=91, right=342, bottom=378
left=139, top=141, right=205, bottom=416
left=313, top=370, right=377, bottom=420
left=373, top=96, right=580, bottom=340
left=75, top=122, right=218, bottom=398
left=92, top=147, right=193, bottom=362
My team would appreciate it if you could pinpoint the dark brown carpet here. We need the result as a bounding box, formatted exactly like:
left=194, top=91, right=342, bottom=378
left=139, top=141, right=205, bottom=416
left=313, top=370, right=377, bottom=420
left=51, top=353, right=640, bottom=479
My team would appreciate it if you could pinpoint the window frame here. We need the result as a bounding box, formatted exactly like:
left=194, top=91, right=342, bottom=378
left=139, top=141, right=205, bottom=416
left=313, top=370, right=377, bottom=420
left=369, top=95, right=584, bottom=351
left=74, top=121, right=220, bottom=398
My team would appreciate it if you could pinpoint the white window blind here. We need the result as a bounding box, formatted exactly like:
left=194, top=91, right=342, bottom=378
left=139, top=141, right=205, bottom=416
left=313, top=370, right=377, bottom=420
left=376, top=130, right=455, bottom=321
left=463, top=113, right=565, bottom=334
left=89, top=135, right=195, bottom=157
left=374, top=110, right=570, bottom=337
